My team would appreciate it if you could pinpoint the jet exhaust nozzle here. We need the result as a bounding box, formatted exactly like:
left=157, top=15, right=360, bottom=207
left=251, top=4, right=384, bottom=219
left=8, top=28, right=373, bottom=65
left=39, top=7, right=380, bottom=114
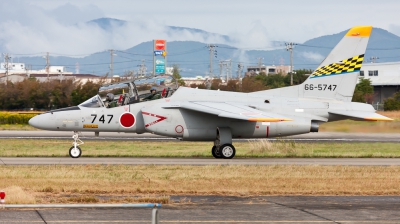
left=310, top=121, right=320, bottom=132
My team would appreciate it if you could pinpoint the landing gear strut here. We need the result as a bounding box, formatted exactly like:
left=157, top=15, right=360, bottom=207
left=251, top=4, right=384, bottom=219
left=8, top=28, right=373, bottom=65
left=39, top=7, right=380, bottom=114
left=212, top=127, right=236, bottom=159
left=69, top=131, right=83, bottom=158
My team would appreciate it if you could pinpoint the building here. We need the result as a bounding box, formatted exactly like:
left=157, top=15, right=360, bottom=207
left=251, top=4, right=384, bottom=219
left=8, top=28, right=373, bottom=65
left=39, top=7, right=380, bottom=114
left=359, top=62, right=400, bottom=104
left=0, top=62, right=26, bottom=74
left=246, top=65, right=292, bottom=76
left=0, top=73, right=116, bottom=84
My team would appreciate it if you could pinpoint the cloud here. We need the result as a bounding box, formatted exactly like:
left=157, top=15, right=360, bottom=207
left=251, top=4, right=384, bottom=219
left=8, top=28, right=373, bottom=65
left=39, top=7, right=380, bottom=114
left=0, top=1, right=280, bottom=57
left=301, top=51, right=324, bottom=62
left=228, top=20, right=275, bottom=49
left=49, top=3, right=104, bottom=25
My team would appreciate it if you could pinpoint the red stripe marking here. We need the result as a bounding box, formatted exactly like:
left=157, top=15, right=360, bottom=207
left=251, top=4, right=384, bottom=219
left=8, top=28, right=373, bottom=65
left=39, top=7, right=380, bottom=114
left=266, top=126, right=269, bottom=138
left=142, top=111, right=167, bottom=127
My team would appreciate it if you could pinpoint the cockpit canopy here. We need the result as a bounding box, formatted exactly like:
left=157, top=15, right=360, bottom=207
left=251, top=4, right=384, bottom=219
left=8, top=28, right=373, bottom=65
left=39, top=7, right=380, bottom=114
left=80, top=75, right=178, bottom=108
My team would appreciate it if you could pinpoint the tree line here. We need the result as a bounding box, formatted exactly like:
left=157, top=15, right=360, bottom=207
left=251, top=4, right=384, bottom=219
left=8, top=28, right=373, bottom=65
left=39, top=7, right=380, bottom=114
left=0, top=79, right=100, bottom=110
left=0, top=69, right=399, bottom=111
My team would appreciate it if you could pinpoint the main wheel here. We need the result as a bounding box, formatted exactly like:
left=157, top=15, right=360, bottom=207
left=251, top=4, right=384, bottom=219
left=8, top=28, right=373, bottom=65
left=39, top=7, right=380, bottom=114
left=220, top=144, right=236, bottom=159
left=69, top=146, right=82, bottom=158
left=211, top=146, right=222, bottom=159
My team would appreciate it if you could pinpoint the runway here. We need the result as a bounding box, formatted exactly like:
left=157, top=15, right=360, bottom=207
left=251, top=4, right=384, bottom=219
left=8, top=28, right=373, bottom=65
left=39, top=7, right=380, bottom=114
left=3, top=157, right=400, bottom=165
left=2, top=196, right=400, bottom=223
left=1, top=130, right=400, bottom=142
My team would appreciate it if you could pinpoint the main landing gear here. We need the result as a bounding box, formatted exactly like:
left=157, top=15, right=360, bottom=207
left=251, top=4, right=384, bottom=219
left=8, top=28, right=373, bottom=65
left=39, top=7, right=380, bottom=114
left=212, top=127, right=236, bottom=159
left=69, top=131, right=83, bottom=158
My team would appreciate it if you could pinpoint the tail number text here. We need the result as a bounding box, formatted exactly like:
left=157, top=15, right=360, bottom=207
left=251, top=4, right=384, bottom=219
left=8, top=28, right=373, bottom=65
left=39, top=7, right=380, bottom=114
left=304, top=84, right=337, bottom=91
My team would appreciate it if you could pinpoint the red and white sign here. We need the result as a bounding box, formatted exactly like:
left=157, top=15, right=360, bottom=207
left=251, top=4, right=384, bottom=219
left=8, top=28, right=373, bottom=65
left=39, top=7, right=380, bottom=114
left=0, top=191, right=5, bottom=205
left=154, top=40, right=166, bottom=50
left=119, top=112, right=136, bottom=128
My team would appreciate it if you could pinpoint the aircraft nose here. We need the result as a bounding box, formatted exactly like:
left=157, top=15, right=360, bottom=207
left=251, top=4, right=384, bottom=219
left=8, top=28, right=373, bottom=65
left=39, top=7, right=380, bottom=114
left=29, top=114, right=52, bottom=130
left=29, top=115, right=41, bottom=129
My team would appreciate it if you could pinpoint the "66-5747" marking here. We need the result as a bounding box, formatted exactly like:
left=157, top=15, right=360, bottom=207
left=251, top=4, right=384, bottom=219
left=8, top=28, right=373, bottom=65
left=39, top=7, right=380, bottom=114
left=304, top=84, right=337, bottom=91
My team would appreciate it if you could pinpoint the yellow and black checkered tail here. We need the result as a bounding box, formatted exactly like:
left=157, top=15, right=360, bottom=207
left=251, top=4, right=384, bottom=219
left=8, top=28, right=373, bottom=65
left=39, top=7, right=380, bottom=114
left=310, top=54, right=364, bottom=78
left=301, top=26, right=372, bottom=102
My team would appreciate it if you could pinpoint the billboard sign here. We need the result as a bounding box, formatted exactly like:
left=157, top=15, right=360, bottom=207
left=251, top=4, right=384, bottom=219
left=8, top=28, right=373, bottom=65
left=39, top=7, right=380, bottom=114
left=154, top=50, right=164, bottom=56
left=155, top=59, right=165, bottom=73
left=154, top=40, right=166, bottom=50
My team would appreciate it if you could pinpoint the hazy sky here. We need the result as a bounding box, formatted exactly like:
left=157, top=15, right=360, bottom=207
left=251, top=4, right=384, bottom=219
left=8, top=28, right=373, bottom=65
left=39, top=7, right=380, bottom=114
left=1, top=0, right=400, bottom=55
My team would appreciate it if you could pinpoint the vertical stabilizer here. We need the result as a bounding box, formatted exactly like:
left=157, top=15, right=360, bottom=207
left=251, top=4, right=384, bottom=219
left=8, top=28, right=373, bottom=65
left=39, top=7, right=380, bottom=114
left=301, top=26, right=372, bottom=101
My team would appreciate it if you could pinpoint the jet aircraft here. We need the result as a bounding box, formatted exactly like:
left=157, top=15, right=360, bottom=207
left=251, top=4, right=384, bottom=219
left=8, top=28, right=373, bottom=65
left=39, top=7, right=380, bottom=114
left=29, top=26, right=392, bottom=159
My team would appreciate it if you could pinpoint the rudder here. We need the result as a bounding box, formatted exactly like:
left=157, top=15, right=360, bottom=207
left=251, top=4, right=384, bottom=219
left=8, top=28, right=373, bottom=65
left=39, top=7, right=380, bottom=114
left=301, top=26, right=372, bottom=101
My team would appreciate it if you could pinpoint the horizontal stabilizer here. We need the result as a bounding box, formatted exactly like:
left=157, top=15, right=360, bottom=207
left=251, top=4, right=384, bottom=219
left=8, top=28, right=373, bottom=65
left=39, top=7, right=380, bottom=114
left=329, top=110, right=393, bottom=121
left=164, top=101, right=292, bottom=122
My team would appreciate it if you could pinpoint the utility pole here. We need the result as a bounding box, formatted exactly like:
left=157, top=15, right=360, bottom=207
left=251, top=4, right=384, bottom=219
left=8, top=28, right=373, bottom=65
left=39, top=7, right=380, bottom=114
left=257, top=57, right=263, bottom=75
left=370, top=56, right=379, bottom=63
left=109, top=49, right=115, bottom=77
left=206, top=44, right=217, bottom=77
left=226, top=59, right=232, bottom=82
left=137, top=60, right=147, bottom=78
left=237, top=63, right=243, bottom=91
left=219, top=61, right=223, bottom=79
left=25, top=64, right=31, bottom=78
left=3, top=53, right=10, bottom=85
left=286, top=42, right=296, bottom=85
left=45, top=52, right=50, bottom=80
left=237, top=63, right=243, bottom=79
left=75, top=62, right=80, bottom=74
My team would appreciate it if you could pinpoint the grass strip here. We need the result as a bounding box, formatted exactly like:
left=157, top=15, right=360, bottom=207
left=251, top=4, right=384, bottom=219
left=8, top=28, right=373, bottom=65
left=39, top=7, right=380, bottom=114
left=0, top=139, right=400, bottom=158
left=2, top=165, right=400, bottom=204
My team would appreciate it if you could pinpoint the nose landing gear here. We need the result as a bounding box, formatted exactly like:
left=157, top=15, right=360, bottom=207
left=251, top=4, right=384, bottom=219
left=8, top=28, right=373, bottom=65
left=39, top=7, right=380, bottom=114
left=69, top=132, right=84, bottom=158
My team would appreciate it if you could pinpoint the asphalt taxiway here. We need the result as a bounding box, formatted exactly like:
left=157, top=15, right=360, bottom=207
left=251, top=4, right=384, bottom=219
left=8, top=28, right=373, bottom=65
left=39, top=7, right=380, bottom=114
left=2, top=196, right=400, bottom=223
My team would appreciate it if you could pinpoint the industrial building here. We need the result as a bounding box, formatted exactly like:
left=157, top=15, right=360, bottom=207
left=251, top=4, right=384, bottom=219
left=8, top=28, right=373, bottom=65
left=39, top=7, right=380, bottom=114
left=359, top=62, right=400, bottom=104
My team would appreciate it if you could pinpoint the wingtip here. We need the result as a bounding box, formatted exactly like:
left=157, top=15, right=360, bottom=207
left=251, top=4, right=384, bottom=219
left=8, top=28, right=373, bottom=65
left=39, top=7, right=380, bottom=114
left=364, top=117, right=394, bottom=121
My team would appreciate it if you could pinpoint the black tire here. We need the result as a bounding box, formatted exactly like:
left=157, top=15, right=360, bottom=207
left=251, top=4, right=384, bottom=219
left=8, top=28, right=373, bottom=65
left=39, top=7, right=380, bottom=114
left=220, top=144, right=236, bottom=159
left=69, top=146, right=82, bottom=158
left=211, top=146, right=222, bottom=159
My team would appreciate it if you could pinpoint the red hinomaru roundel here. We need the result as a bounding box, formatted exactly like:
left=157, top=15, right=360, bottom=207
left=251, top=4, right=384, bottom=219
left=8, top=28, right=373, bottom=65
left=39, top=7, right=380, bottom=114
left=119, top=112, right=136, bottom=128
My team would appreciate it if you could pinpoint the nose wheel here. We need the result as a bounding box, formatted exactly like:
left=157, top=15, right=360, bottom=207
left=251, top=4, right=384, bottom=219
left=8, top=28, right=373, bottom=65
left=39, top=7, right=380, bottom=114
left=69, top=132, right=84, bottom=158
left=69, top=146, right=82, bottom=158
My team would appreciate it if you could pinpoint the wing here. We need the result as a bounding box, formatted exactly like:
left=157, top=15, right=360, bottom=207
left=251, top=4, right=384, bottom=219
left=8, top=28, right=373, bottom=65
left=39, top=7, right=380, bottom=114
left=329, top=110, right=393, bottom=121
left=163, top=101, right=292, bottom=122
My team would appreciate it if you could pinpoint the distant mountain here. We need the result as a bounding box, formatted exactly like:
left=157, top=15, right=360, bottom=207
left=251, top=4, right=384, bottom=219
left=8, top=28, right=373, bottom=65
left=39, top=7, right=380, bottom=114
left=13, top=18, right=400, bottom=77
left=86, top=18, right=127, bottom=30
left=86, top=18, right=231, bottom=42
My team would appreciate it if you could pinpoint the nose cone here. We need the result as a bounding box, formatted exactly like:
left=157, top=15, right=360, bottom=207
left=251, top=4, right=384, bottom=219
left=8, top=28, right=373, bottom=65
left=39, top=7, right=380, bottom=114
left=29, top=114, right=53, bottom=130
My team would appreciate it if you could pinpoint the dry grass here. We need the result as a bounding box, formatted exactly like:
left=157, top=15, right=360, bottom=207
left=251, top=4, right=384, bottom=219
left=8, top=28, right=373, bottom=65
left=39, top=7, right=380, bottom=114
left=1, top=165, right=400, bottom=204
left=380, top=111, right=400, bottom=119
left=319, top=111, right=400, bottom=133
left=248, top=139, right=303, bottom=155
left=2, top=186, right=36, bottom=204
